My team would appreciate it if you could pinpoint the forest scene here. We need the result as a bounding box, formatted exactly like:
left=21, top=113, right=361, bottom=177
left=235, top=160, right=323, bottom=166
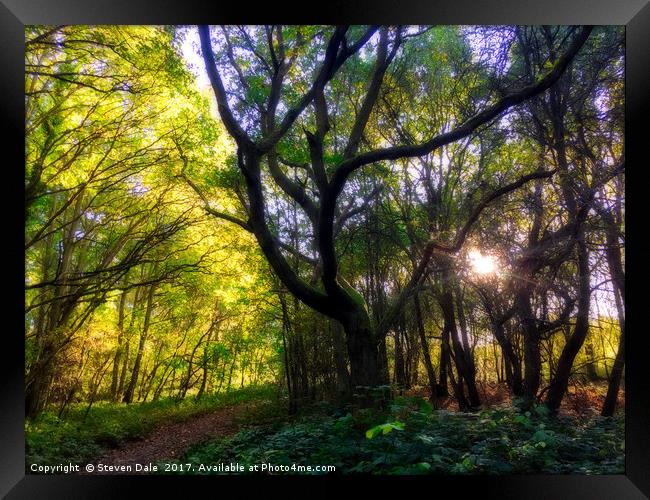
left=25, top=24, right=625, bottom=475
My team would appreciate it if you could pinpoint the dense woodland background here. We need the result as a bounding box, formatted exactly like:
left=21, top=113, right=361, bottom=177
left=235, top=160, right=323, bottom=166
left=25, top=24, right=625, bottom=474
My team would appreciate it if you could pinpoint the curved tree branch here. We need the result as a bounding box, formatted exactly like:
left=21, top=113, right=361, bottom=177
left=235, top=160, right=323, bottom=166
left=329, top=26, right=593, bottom=199
left=198, top=25, right=256, bottom=149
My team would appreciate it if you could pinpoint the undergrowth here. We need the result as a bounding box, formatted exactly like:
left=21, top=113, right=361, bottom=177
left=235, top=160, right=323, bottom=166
left=25, top=385, right=278, bottom=469
left=172, top=395, right=624, bottom=475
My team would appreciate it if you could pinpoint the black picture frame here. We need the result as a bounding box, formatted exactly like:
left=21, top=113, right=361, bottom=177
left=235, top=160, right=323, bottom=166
left=3, top=1, right=648, bottom=498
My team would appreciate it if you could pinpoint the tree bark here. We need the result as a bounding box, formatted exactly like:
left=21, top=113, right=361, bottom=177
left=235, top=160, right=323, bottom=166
left=517, top=286, right=542, bottom=404
left=438, top=324, right=451, bottom=397
left=414, top=292, right=438, bottom=404
left=439, top=271, right=481, bottom=410
left=601, top=215, right=625, bottom=415
left=394, top=320, right=406, bottom=389
left=331, top=320, right=351, bottom=400
left=343, top=309, right=380, bottom=389
left=545, top=235, right=591, bottom=411
left=123, top=283, right=156, bottom=404
left=601, top=320, right=624, bottom=417
left=110, top=289, right=128, bottom=401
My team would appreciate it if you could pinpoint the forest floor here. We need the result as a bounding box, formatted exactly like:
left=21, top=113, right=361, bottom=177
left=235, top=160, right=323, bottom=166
left=165, top=385, right=624, bottom=475
left=90, top=381, right=624, bottom=475
left=91, top=402, right=252, bottom=474
left=25, top=385, right=281, bottom=472
left=26, top=383, right=624, bottom=475
left=156, top=381, right=624, bottom=475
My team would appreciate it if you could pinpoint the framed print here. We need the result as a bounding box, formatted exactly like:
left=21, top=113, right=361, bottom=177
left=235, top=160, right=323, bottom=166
left=2, top=0, right=648, bottom=498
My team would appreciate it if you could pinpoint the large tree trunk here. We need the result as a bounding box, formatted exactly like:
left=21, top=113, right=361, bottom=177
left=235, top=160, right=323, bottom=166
left=516, top=286, right=542, bottom=404
left=342, top=308, right=382, bottom=403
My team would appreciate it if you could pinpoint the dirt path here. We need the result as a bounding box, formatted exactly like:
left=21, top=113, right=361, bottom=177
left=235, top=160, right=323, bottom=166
left=89, top=403, right=252, bottom=475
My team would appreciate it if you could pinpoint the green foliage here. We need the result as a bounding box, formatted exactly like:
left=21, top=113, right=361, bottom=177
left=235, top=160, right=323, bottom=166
left=25, top=385, right=276, bottom=469
left=365, top=421, right=405, bottom=439
left=168, top=399, right=623, bottom=475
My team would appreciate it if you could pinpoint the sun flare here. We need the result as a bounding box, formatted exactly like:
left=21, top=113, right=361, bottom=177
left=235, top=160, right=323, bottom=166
left=468, top=249, right=498, bottom=275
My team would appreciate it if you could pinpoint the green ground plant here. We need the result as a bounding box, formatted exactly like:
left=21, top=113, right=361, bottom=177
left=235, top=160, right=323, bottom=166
left=25, top=385, right=277, bottom=468
left=172, top=396, right=624, bottom=475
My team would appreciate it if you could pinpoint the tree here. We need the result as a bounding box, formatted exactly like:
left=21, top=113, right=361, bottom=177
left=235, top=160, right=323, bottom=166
left=193, top=24, right=592, bottom=400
